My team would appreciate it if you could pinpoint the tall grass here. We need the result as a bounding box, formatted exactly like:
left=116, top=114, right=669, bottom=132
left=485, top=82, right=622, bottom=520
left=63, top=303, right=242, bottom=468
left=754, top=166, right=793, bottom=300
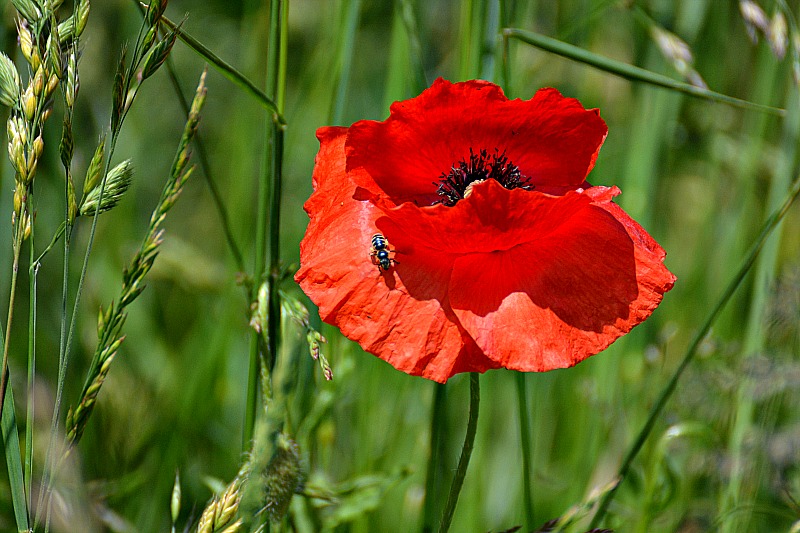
left=0, top=0, right=798, bottom=532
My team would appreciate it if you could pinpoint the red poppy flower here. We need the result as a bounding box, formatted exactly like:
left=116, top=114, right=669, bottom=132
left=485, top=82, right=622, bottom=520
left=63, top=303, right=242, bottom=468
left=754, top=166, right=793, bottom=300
left=296, top=78, right=676, bottom=383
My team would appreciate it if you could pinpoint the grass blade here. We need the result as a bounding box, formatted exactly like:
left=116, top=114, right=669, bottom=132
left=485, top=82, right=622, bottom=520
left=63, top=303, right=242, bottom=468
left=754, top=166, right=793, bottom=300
left=503, top=27, right=786, bottom=116
left=2, top=379, right=29, bottom=531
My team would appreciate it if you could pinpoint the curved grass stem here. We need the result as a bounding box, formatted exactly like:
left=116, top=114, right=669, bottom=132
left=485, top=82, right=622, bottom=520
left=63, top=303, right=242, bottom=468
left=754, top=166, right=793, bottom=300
left=589, top=172, right=800, bottom=528
left=503, top=28, right=785, bottom=117
left=438, top=373, right=480, bottom=533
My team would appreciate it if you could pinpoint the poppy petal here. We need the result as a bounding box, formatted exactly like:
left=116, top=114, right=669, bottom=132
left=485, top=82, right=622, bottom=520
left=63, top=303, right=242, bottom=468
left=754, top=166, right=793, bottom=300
left=446, top=187, right=675, bottom=371
left=296, top=127, right=499, bottom=382
left=345, top=78, right=608, bottom=205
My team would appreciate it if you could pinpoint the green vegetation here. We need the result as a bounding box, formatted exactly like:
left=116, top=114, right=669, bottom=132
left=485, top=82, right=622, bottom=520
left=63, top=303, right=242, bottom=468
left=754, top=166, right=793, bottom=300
left=0, top=1, right=798, bottom=532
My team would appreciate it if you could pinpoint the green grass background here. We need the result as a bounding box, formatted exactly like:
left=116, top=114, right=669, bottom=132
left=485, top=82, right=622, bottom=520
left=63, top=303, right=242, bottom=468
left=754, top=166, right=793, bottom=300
left=1, top=0, right=800, bottom=531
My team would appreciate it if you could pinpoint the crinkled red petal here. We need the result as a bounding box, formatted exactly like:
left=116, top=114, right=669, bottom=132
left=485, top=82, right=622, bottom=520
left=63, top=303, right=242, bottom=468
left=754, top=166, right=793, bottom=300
left=295, top=127, right=500, bottom=383
left=376, top=179, right=592, bottom=255
left=442, top=184, right=676, bottom=371
left=345, top=78, right=608, bottom=205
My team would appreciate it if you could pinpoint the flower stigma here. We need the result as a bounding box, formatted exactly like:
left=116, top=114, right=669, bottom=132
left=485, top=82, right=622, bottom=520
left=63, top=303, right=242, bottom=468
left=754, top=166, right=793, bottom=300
left=434, top=148, right=533, bottom=206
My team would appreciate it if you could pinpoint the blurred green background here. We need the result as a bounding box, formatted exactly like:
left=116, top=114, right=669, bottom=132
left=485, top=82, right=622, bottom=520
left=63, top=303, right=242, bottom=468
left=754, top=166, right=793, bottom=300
left=1, top=0, right=800, bottom=531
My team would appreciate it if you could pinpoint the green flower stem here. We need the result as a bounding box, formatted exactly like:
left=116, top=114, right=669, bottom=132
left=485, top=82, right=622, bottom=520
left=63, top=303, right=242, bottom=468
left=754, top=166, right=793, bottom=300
left=515, top=372, right=534, bottom=528
left=422, top=382, right=447, bottom=533
left=438, top=373, right=480, bottom=533
left=589, top=172, right=800, bottom=528
left=502, top=27, right=785, bottom=117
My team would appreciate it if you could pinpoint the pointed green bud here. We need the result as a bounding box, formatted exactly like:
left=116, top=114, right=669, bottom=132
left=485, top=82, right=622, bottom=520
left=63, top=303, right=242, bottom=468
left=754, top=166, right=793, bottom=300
left=83, top=139, right=105, bottom=195
left=141, top=29, right=178, bottom=80
left=11, top=0, right=41, bottom=22
left=0, top=53, right=21, bottom=107
left=67, top=173, right=78, bottom=225
left=80, top=159, right=133, bottom=216
left=170, top=471, right=181, bottom=525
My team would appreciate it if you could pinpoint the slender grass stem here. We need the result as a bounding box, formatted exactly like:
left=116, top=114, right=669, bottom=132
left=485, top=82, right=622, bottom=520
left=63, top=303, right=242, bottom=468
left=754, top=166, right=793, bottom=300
left=163, top=58, right=246, bottom=274
left=589, top=172, right=800, bottom=528
left=156, top=12, right=285, bottom=125
left=502, top=28, right=786, bottom=117
left=25, top=220, right=36, bottom=512
left=457, top=0, right=474, bottom=80
left=244, top=0, right=287, bottom=447
left=515, top=372, right=534, bottom=528
left=0, top=226, right=24, bottom=427
left=422, top=383, right=447, bottom=533
left=438, top=373, right=480, bottom=533
left=330, top=0, right=361, bottom=125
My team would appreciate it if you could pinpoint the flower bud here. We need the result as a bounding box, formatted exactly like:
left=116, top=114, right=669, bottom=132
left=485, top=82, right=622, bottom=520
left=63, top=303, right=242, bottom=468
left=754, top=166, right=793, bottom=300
left=21, top=212, right=31, bottom=241
left=22, top=85, right=36, bottom=120
left=32, top=135, right=43, bottom=160
left=67, top=174, right=78, bottom=225
left=33, top=66, right=45, bottom=96
left=13, top=187, right=23, bottom=214
left=46, top=73, right=59, bottom=96
left=25, top=154, right=37, bottom=183
left=17, top=22, right=34, bottom=64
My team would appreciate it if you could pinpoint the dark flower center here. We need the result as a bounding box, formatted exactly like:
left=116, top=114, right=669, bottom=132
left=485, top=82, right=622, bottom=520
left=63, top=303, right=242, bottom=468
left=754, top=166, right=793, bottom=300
left=433, top=148, right=533, bottom=206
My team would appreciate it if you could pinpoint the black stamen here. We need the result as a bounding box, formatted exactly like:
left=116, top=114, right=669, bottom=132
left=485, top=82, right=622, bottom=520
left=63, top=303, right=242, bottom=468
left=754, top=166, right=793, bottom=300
left=433, top=148, right=533, bottom=206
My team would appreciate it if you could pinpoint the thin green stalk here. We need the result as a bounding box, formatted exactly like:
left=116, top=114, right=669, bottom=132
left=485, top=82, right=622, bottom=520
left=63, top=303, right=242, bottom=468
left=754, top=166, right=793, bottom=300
left=163, top=58, right=246, bottom=274
left=457, top=0, right=475, bottom=80
left=0, top=224, right=24, bottom=432
left=422, top=383, right=447, bottom=533
left=266, top=0, right=288, bottom=374
left=244, top=0, right=287, bottom=448
left=589, top=172, right=800, bottom=528
left=25, top=218, right=36, bottom=512
left=438, top=373, right=480, bottom=533
left=499, top=0, right=511, bottom=91
left=396, top=0, right=427, bottom=94
left=266, top=123, right=285, bottom=376
left=157, top=13, right=285, bottom=125
left=0, top=221, right=26, bottom=527
left=502, top=28, right=786, bottom=116
left=515, top=372, right=534, bottom=529
left=41, top=8, right=178, bottom=524
left=330, top=0, right=361, bottom=124
left=720, top=82, right=799, bottom=533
